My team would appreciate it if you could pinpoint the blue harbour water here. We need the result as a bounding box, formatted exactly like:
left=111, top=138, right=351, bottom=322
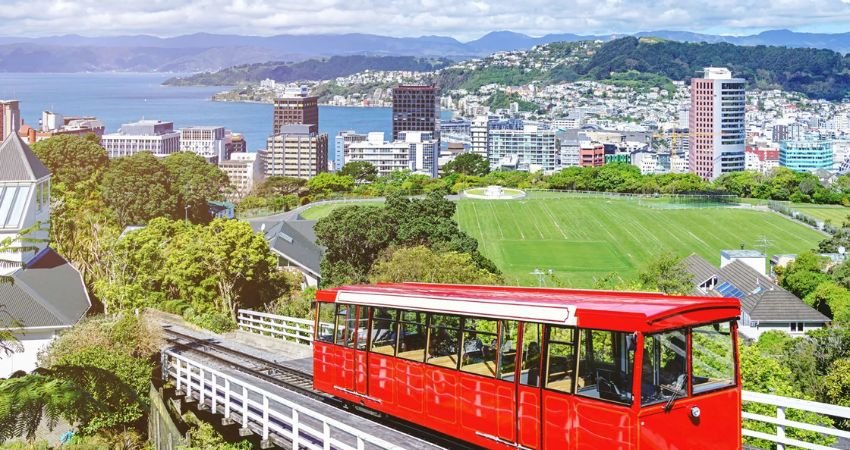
left=0, top=72, right=425, bottom=155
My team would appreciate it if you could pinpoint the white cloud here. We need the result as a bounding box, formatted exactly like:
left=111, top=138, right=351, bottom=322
left=0, top=0, right=849, bottom=39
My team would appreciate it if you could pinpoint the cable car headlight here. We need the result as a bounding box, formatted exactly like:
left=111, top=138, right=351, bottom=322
left=691, top=406, right=701, bottom=418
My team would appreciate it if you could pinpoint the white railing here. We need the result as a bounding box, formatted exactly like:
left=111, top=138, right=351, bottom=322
left=162, top=350, right=405, bottom=450
left=237, top=309, right=317, bottom=346
left=742, top=390, right=850, bottom=450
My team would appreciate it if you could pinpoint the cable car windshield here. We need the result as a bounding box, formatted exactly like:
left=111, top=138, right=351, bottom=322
left=575, top=329, right=636, bottom=405
left=641, top=329, right=688, bottom=406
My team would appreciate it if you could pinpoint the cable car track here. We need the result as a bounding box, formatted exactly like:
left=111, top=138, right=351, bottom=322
left=162, top=326, right=482, bottom=450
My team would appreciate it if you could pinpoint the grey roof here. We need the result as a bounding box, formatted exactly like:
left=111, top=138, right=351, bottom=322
left=0, top=134, right=50, bottom=182
left=717, top=260, right=775, bottom=296
left=683, top=254, right=829, bottom=324
left=0, top=248, right=90, bottom=329
left=683, top=254, right=718, bottom=286
left=744, top=290, right=831, bottom=323
left=264, top=219, right=322, bottom=278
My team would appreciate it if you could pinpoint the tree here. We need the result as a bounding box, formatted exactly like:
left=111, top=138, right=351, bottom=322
left=252, top=176, right=307, bottom=198
left=804, top=282, right=850, bottom=324
left=162, top=219, right=278, bottom=321
left=637, top=251, right=693, bottom=295
left=339, top=161, right=378, bottom=184
left=306, top=172, right=354, bottom=196
left=442, top=153, right=490, bottom=177
left=31, top=134, right=108, bottom=192
left=162, top=152, right=230, bottom=223
left=101, top=152, right=177, bottom=227
left=370, top=246, right=502, bottom=285
left=823, top=358, right=850, bottom=413
left=315, top=205, right=396, bottom=286
left=778, top=252, right=830, bottom=299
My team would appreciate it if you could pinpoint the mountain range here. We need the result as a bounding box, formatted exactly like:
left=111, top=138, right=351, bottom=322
left=2, top=29, right=850, bottom=73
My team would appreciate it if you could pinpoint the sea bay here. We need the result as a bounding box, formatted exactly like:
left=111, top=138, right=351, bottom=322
left=0, top=72, right=414, bottom=156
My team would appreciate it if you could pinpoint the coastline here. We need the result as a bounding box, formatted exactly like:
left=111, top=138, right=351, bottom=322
left=212, top=97, right=392, bottom=108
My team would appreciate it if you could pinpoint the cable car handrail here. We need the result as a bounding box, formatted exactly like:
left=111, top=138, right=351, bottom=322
left=162, top=350, right=407, bottom=450
left=742, top=390, right=850, bottom=450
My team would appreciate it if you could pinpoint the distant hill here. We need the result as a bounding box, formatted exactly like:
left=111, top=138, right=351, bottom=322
left=1, top=29, right=850, bottom=73
left=438, top=38, right=850, bottom=101
left=162, top=55, right=453, bottom=86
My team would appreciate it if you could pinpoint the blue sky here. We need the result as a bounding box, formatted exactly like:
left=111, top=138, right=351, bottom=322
left=2, top=0, right=850, bottom=40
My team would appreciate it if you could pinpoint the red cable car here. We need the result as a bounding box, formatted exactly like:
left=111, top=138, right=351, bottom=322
left=313, top=283, right=742, bottom=449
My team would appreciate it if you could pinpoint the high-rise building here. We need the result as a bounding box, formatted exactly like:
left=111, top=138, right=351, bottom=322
left=392, top=84, right=439, bottom=142
left=779, top=135, right=833, bottom=172
left=20, top=110, right=104, bottom=144
left=273, top=85, right=319, bottom=135
left=180, top=126, right=228, bottom=163
left=219, top=152, right=264, bottom=200
left=264, top=125, right=327, bottom=179
left=579, top=142, right=605, bottom=167
left=347, top=131, right=439, bottom=178
left=470, top=116, right=489, bottom=158
left=100, top=120, right=180, bottom=158
left=0, top=100, right=21, bottom=141
left=688, top=67, right=746, bottom=180
left=488, top=125, right=557, bottom=172
left=334, top=131, right=368, bottom=172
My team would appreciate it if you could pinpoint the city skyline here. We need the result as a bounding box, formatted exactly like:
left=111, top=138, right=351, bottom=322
left=2, top=0, right=850, bottom=40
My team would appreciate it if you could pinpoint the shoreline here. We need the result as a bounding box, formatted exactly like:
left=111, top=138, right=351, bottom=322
left=212, top=97, right=393, bottom=108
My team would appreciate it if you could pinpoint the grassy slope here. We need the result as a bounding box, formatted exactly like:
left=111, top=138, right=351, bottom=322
left=299, top=201, right=384, bottom=220
left=455, top=196, right=825, bottom=287
left=787, top=203, right=850, bottom=224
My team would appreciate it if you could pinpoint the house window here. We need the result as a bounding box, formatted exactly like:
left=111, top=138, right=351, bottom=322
left=790, top=322, right=804, bottom=332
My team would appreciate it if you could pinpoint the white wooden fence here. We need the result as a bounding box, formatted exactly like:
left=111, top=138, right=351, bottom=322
left=742, top=390, right=850, bottom=450
left=162, top=350, right=406, bottom=450
left=236, top=310, right=850, bottom=449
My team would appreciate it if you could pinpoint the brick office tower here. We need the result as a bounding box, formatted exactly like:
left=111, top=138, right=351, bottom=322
left=273, top=85, right=319, bottom=135
left=689, top=67, right=746, bottom=180
left=392, top=85, right=440, bottom=144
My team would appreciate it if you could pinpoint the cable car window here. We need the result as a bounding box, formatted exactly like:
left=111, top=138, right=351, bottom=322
left=576, top=329, right=635, bottom=405
left=498, top=321, right=518, bottom=381
left=545, top=326, right=577, bottom=393
left=520, top=323, right=543, bottom=387
left=460, top=318, right=498, bottom=378
left=370, top=308, right=398, bottom=356
left=427, top=314, right=461, bottom=369
left=316, top=302, right=336, bottom=343
left=355, top=306, right=370, bottom=350
left=335, top=304, right=356, bottom=348
left=397, top=310, right=427, bottom=362
left=692, top=322, right=736, bottom=394
left=641, top=329, right=687, bottom=406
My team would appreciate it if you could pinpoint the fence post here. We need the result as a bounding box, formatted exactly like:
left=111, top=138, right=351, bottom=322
left=198, top=368, right=205, bottom=409
left=262, top=395, right=270, bottom=443
left=224, top=378, right=231, bottom=420
left=291, top=409, right=300, bottom=448
left=241, top=385, right=249, bottom=431
left=211, top=373, right=217, bottom=413
left=776, top=405, right=786, bottom=450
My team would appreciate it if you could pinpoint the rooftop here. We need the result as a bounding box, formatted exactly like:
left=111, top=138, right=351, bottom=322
left=721, top=250, right=765, bottom=258
left=0, top=133, right=50, bottom=182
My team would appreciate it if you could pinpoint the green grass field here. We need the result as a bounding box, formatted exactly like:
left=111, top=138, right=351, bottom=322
left=455, top=195, right=827, bottom=288
left=299, top=201, right=384, bottom=220
left=787, top=203, right=850, bottom=224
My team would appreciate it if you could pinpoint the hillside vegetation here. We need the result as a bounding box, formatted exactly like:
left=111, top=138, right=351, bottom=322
left=164, top=55, right=453, bottom=86
left=439, top=37, right=850, bottom=100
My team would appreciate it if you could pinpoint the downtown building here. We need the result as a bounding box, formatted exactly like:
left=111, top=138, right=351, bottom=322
left=101, top=120, right=180, bottom=158
left=688, top=67, right=747, bottom=180
left=21, top=111, right=105, bottom=144
left=392, top=84, right=440, bottom=146
left=0, top=100, right=21, bottom=141
left=264, top=125, right=328, bottom=179
left=488, top=125, right=557, bottom=173
left=180, top=126, right=228, bottom=163
left=333, top=131, right=368, bottom=172
left=219, top=152, right=264, bottom=200
left=347, top=131, right=439, bottom=178
left=273, top=85, right=319, bottom=135
left=779, top=135, right=833, bottom=172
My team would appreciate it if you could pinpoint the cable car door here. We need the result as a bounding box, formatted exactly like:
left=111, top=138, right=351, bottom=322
left=353, top=306, right=370, bottom=396
left=516, top=322, right=544, bottom=449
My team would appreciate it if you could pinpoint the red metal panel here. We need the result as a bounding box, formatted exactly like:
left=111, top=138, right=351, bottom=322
left=495, top=381, right=516, bottom=443
left=368, top=352, right=395, bottom=407
left=395, top=359, right=425, bottom=415
left=570, top=395, right=633, bottom=450
left=312, top=341, right=337, bottom=392
left=425, top=366, right=459, bottom=426
left=355, top=350, right=368, bottom=395
left=338, top=346, right=355, bottom=392
left=459, top=375, right=500, bottom=440
left=517, top=385, right=541, bottom=448
left=638, top=388, right=741, bottom=450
